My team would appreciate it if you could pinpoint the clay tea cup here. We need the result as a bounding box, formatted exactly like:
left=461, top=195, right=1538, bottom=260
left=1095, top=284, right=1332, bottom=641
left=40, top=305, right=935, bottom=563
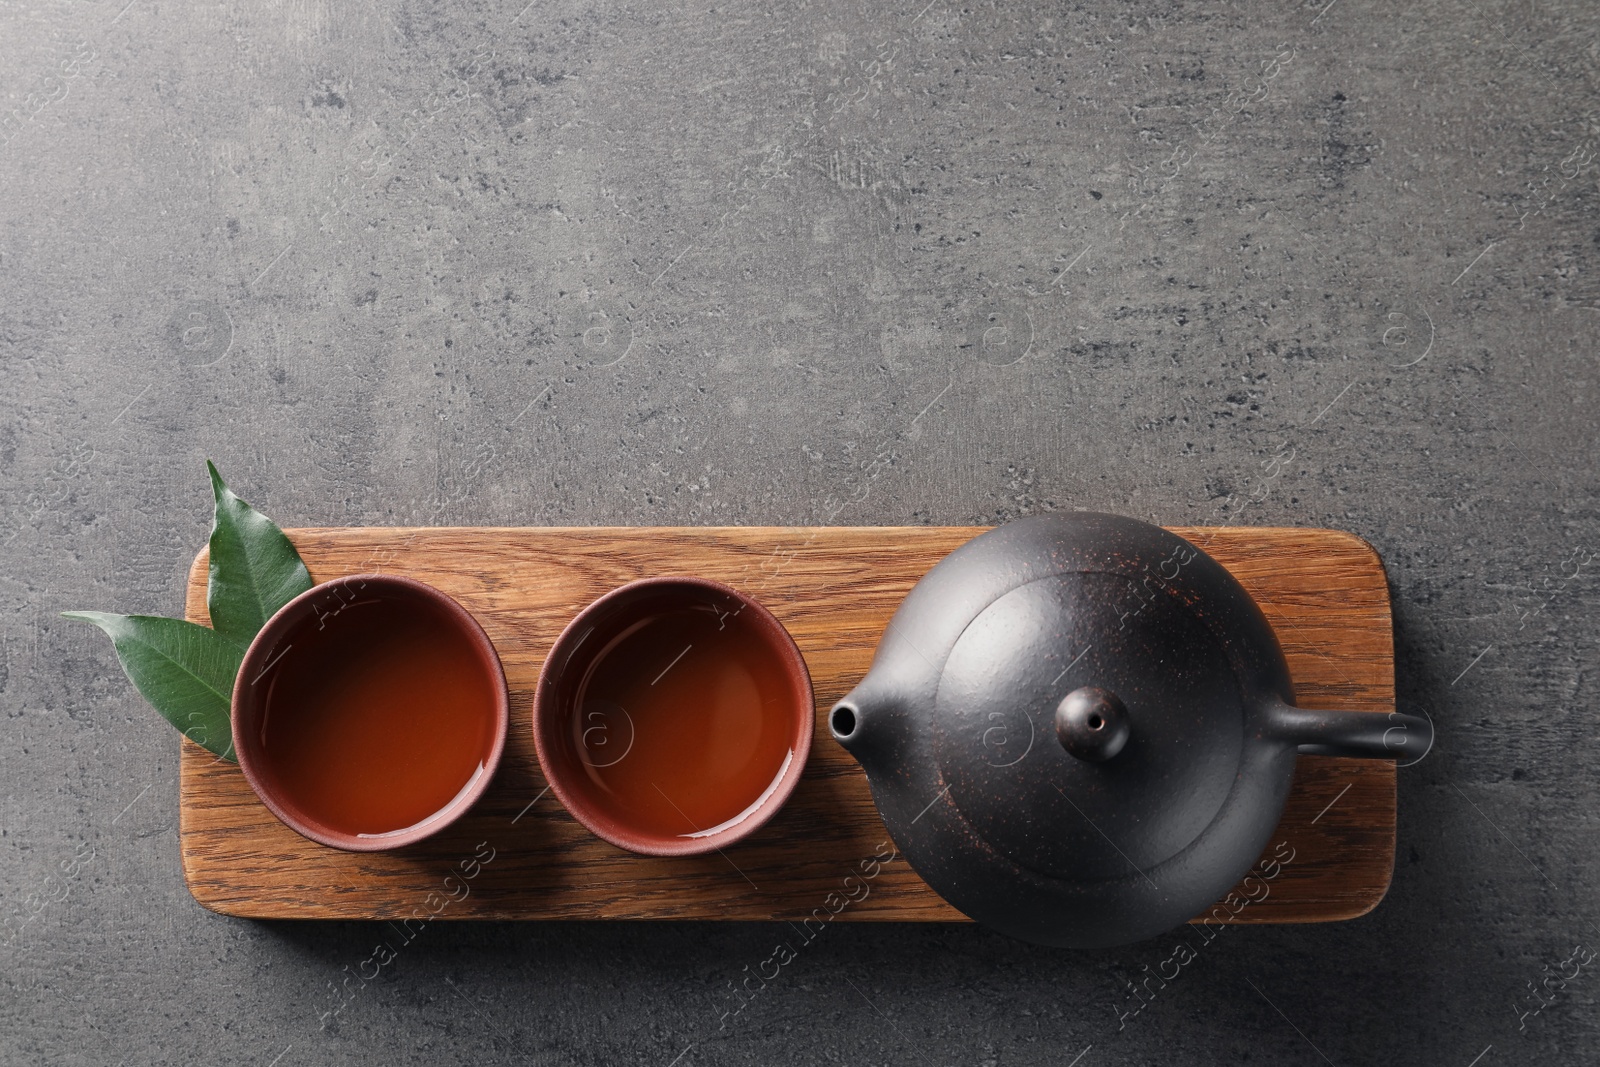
left=532, top=577, right=813, bottom=856
left=232, top=574, right=509, bottom=851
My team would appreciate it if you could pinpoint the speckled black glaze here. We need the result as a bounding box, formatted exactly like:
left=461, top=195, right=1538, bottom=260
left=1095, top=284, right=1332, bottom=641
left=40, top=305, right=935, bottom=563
left=829, top=512, right=1431, bottom=949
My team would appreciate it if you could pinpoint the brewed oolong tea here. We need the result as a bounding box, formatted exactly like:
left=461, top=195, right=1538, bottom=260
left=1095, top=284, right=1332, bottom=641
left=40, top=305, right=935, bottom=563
left=569, top=602, right=798, bottom=840
left=254, top=592, right=499, bottom=839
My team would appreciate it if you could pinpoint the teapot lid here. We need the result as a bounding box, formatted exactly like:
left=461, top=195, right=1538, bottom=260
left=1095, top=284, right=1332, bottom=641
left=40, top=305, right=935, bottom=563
left=932, top=568, right=1246, bottom=881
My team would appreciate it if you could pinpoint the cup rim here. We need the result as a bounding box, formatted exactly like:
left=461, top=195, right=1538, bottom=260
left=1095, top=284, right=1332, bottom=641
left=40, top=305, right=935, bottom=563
left=231, top=573, right=510, bottom=853
left=532, top=576, right=814, bottom=857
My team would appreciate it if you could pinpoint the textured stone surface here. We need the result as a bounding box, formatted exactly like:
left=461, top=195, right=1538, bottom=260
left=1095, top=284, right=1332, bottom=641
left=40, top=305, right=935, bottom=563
left=1, top=0, right=1596, bottom=1063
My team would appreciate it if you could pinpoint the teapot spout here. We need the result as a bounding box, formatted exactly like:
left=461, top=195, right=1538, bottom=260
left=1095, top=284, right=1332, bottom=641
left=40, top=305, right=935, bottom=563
left=829, top=695, right=866, bottom=748
left=829, top=679, right=899, bottom=769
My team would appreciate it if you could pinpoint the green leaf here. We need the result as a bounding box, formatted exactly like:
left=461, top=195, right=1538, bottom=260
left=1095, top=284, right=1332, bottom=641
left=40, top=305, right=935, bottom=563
left=205, top=460, right=312, bottom=645
left=61, top=612, right=243, bottom=761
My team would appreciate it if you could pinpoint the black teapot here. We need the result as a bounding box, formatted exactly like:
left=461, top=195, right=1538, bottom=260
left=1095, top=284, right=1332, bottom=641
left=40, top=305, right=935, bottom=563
left=829, top=512, right=1428, bottom=948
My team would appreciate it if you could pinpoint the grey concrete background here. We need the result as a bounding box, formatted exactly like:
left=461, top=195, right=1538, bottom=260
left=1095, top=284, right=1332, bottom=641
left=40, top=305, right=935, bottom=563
left=1, top=0, right=1596, bottom=1062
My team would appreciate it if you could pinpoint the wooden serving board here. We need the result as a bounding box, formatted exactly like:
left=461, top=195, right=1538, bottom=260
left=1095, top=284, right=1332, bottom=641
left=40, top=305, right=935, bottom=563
left=179, top=526, right=1398, bottom=923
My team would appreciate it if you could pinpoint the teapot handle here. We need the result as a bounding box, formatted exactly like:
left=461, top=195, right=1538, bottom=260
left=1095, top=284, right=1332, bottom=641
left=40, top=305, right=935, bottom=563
left=1264, top=702, right=1432, bottom=761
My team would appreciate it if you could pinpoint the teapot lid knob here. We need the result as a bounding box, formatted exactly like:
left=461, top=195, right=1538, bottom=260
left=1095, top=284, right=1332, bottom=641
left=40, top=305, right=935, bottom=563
left=1056, top=686, right=1130, bottom=763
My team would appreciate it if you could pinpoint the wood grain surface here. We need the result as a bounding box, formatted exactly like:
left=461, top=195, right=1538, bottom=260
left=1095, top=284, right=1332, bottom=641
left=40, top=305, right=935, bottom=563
left=178, top=526, right=1398, bottom=923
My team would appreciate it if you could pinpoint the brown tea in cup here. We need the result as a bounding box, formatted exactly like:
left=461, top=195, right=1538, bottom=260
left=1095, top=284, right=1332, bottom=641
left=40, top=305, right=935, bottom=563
left=234, top=575, right=509, bottom=851
left=534, top=577, right=813, bottom=856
